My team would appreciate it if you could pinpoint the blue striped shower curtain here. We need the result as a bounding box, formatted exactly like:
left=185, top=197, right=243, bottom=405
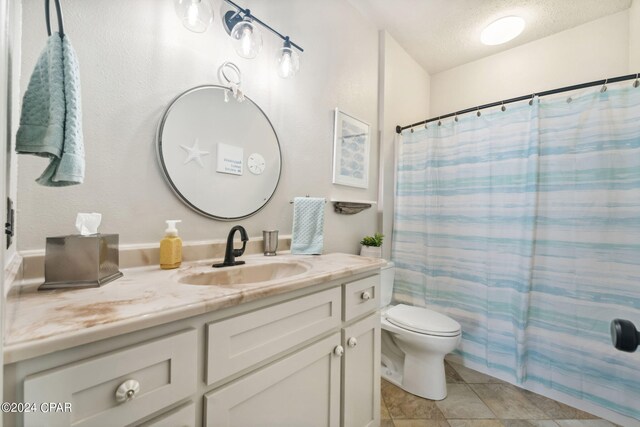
left=392, top=82, right=640, bottom=420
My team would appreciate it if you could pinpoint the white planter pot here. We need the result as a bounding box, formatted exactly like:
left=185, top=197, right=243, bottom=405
left=360, top=245, right=382, bottom=258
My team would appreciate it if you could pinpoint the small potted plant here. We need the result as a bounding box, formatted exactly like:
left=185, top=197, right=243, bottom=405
left=360, top=233, right=384, bottom=258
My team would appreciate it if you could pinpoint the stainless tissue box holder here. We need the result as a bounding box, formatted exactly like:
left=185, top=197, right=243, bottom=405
left=40, top=234, right=123, bottom=290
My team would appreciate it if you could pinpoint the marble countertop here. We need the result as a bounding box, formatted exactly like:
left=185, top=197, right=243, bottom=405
left=4, top=253, right=385, bottom=364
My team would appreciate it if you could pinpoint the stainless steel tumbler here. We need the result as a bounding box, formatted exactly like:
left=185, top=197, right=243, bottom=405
left=263, top=230, right=279, bottom=256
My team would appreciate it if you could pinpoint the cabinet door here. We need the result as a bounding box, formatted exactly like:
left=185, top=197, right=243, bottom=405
left=342, top=314, right=381, bottom=427
left=204, top=332, right=342, bottom=427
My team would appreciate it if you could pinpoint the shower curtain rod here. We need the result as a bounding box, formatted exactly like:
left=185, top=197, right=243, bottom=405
left=395, top=72, right=640, bottom=134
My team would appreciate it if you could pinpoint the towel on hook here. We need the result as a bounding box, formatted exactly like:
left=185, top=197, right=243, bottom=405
left=291, top=197, right=325, bottom=255
left=16, top=32, right=84, bottom=186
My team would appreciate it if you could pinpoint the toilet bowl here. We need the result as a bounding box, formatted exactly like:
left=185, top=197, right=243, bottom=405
left=380, top=262, right=461, bottom=400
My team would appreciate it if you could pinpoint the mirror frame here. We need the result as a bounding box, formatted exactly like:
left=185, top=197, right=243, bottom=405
left=156, top=85, right=282, bottom=221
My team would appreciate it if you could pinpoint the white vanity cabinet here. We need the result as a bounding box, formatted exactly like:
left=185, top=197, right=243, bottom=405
left=204, top=274, right=381, bottom=427
left=4, top=272, right=380, bottom=427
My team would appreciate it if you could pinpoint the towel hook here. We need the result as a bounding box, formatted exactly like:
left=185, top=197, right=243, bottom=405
left=45, top=0, right=65, bottom=37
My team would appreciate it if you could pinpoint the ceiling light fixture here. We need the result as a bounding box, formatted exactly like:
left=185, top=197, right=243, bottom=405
left=221, top=0, right=304, bottom=78
left=480, top=16, right=525, bottom=46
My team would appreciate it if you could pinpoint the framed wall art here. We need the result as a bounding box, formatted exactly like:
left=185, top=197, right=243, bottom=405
left=332, top=108, right=370, bottom=189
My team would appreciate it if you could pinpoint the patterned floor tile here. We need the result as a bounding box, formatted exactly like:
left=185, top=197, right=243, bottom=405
left=470, top=384, right=548, bottom=420
left=383, top=379, right=447, bottom=420
left=520, top=390, right=597, bottom=420
left=448, top=420, right=505, bottom=427
left=554, top=421, right=617, bottom=427
left=446, top=361, right=465, bottom=383
left=394, top=420, right=451, bottom=427
left=448, top=362, right=506, bottom=384
left=435, top=384, right=496, bottom=419
left=382, top=399, right=392, bottom=420
left=501, top=420, right=560, bottom=427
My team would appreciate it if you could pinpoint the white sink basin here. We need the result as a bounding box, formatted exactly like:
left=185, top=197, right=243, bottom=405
left=178, top=261, right=311, bottom=286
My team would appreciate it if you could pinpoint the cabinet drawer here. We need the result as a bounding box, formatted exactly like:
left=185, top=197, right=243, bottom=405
left=137, top=401, right=195, bottom=427
left=343, top=275, right=379, bottom=322
left=24, top=329, right=197, bottom=427
left=204, top=332, right=342, bottom=427
left=206, top=286, right=341, bottom=385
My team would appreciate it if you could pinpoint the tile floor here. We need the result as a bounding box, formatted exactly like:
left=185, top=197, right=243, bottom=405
left=380, top=360, right=618, bottom=427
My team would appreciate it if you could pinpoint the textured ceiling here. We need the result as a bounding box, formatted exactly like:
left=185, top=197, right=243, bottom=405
left=348, top=0, right=633, bottom=74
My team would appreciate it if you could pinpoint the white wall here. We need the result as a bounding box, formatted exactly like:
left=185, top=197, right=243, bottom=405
left=430, top=11, right=632, bottom=117
left=16, top=0, right=380, bottom=253
left=630, top=0, right=640, bottom=71
left=378, top=31, right=430, bottom=259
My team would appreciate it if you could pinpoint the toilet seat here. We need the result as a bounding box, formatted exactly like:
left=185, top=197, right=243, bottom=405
left=385, top=304, right=461, bottom=337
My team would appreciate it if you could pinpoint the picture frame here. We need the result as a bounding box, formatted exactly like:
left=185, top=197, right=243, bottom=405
left=332, top=108, right=370, bottom=189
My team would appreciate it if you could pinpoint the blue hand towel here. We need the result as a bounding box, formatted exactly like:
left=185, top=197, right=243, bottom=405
left=291, top=197, right=325, bottom=255
left=16, top=33, right=84, bottom=186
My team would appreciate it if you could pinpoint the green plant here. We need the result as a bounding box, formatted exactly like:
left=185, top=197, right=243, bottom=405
left=360, top=233, right=384, bottom=247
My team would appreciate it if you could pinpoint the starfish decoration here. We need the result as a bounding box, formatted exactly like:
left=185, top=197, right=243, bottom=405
left=180, top=139, right=210, bottom=168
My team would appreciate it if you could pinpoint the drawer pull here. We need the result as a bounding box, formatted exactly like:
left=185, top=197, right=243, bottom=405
left=361, top=291, right=371, bottom=301
left=115, top=379, right=140, bottom=403
left=347, top=337, right=358, bottom=348
left=333, top=345, right=344, bottom=357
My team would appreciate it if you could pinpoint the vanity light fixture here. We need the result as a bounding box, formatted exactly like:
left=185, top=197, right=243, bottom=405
left=221, top=0, right=304, bottom=78
left=480, top=16, right=525, bottom=46
left=174, top=0, right=213, bottom=33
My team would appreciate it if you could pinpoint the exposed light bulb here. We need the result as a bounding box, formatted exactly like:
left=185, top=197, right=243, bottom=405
left=280, top=51, right=292, bottom=78
left=175, top=0, right=213, bottom=33
left=241, top=27, right=253, bottom=57
left=275, top=39, right=300, bottom=79
left=187, top=2, right=199, bottom=27
left=230, top=17, right=262, bottom=59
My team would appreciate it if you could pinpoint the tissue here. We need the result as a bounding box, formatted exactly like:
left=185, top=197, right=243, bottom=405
left=75, top=213, right=102, bottom=236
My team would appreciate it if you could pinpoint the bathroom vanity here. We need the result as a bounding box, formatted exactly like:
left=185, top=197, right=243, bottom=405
left=3, top=253, right=384, bottom=427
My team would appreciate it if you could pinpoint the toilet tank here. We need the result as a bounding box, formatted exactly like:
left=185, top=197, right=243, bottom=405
left=380, top=261, right=395, bottom=307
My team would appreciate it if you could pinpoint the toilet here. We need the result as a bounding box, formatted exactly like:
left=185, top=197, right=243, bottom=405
left=380, top=262, right=462, bottom=400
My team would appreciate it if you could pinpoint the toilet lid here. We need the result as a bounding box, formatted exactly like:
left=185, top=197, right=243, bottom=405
left=385, top=304, right=461, bottom=337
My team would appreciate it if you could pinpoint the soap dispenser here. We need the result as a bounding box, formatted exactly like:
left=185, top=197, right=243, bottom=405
left=160, top=220, right=182, bottom=269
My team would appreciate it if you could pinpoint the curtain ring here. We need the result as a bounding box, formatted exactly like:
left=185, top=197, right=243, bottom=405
left=438, top=117, right=442, bottom=126
left=634, top=73, right=639, bottom=88
left=424, top=121, right=428, bottom=129
left=501, top=102, right=506, bottom=112
left=410, top=127, right=414, bottom=133
left=529, top=94, right=535, bottom=106
left=476, top=107, right=481, bottom=117
left=600, top=78, right=608, bottom=93
left=454, top=113, right=458, bottom=122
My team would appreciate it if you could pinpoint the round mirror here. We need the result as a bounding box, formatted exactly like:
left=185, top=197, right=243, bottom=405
left=157, top=85, right=282, bottom=220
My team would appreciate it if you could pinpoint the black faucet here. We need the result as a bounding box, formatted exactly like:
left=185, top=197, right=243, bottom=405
left=213, top=225, right=249, bottom=268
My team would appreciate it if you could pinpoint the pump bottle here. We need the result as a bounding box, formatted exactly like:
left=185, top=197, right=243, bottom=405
left=160, top=220, right=182, bottom=269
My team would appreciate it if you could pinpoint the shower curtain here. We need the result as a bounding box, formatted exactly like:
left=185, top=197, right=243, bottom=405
left=392, top=82, right=640, bottom=420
